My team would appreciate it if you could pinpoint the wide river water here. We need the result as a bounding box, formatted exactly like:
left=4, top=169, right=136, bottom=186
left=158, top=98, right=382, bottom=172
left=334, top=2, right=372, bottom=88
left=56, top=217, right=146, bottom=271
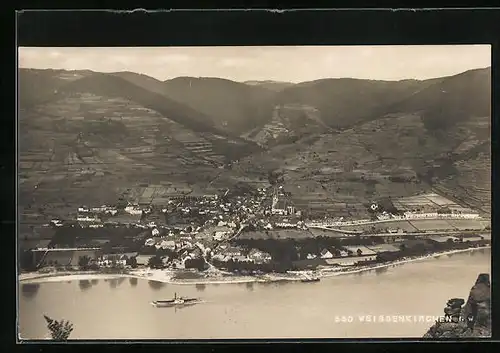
left=18, top=248, right=490, bottom=340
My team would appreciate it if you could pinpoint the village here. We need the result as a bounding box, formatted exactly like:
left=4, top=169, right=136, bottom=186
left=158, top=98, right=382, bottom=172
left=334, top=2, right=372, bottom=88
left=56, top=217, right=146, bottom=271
left=19, top=183, right=491, bottom=278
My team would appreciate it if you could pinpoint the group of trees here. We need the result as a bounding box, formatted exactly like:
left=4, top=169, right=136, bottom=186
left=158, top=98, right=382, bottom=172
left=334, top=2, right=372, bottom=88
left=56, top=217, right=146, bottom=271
left=184, top=258, right=208, bottom=271
left=147, top=255, right=164, bottom=269
left=44, top=315, right=73, bottom=341
left=76, top=254, right=139, bottom=270
left=234, top=236, right=385, bottom=262
left=212, top=258, right=289, bottom=274
left=267, top=170, right=285, bottom=185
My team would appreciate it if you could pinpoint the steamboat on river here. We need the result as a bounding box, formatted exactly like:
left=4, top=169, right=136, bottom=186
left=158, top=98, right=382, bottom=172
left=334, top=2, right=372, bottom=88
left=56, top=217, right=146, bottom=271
left=151, top=293, right=202, bottom=308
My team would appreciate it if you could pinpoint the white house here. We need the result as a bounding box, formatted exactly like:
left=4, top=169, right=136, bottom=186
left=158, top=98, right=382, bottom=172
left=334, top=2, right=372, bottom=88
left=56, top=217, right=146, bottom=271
left=77, top=215, right=101, bottom=222
left=233, top=255, right=252, bottom=263
left=275, top=222, right=297, bottom=229
left=214, top=231, right=228, bottom=241
left=461, top=235, right=484, bottom=243
left=125, top=204, right=143, bottom=215
left=343, top=246, right=377, bottom=256
left=156, top=240, right=176, bottom=250
left=50, top=219, right=63, bottom=227
left=320, top=248, right=334, bottom=259
left=248, top=249, right=272, bottom=264
left=104, top=208, right=118, bottom=215
left=212, top=254, right=228, bottom=262
left=151, top=228, right=160, bottom=237
left=223, top=247, right=242, bottom=257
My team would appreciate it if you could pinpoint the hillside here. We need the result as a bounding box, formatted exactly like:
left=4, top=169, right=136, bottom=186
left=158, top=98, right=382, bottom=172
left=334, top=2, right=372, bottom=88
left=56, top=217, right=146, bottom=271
left=242, top=76, right=443, bottom=145
left=18, top=68, right=94, bottom=107
left=242, top=103, right=333, bottom=146
left=386, top=67, right=491, bottom=132
left=239, top=68, right=491, bottom=216
left=244, top=80, right=295, bottom=92
left=18, top=66, right=491, bottom=222
left=162, top=77, right=276, bottom=133
left=18, top=70, right=262, bottom=219
left=273, top=77, right=439, bottom=129
left=111, top=71, right=171, bottom=96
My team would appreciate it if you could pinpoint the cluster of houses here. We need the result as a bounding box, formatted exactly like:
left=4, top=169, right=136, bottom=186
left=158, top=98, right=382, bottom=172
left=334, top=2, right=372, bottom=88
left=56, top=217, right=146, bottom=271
left=306, top=209, right=482, bottom=228
left=38, top=183, right=490, bottom=275
left=76, top=204, right=128, bottom=224
left=303, top=245, right=384, bottom=263
left=259, top=219, right=306, bottom=231
left=164, top=188, right=269, bottom=219
left=124, top=203, right=149, bottom=215
left=212, top=246, right=273, bottom=264
left=391, top=211, right=481, bottom=220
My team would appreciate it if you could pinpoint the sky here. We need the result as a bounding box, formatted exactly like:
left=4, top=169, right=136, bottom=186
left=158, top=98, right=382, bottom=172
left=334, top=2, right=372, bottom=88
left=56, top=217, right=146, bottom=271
left=18, top=45, right=490, bottom=83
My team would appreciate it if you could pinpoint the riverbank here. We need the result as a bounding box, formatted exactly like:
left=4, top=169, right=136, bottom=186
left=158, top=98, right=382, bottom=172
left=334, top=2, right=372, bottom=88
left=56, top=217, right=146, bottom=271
left=19, top=246, right=490, bottom=285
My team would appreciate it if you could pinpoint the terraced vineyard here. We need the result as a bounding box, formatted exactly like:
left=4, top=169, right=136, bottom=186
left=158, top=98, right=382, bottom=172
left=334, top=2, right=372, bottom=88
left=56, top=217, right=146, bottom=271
left=18, top=66, right=491, bottom=225
left=434, top=152, right=491, bottom=215
left=246, top=104, right=329, bottom=146
left=18, top=86, right=256, bottom=219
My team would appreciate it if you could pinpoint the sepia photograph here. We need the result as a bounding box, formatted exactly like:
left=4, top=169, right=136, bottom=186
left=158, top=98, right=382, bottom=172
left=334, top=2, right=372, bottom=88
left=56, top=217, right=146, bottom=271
left=17, top=45, right=491, bottom=340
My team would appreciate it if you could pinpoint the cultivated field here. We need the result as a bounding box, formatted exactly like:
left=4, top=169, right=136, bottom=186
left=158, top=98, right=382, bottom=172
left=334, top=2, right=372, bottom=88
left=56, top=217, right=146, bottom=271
left=407, top=219, right=457, bottom=231
left=308, top=228, right=349, bottom=238
left=337, top=220, right=419, bottom=233
left=239, top=229, right=314, bottom=240
left=444, top=219, right=487, bottom=231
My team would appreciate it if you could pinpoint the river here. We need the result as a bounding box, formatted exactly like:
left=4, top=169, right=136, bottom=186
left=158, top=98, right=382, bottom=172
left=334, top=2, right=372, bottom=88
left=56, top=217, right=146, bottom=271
left=18, top=248, right=490, bottom=340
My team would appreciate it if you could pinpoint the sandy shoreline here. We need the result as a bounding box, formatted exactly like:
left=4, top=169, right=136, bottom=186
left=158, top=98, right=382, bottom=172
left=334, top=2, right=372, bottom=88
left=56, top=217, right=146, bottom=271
left=19, top=246, right=490, bottom=285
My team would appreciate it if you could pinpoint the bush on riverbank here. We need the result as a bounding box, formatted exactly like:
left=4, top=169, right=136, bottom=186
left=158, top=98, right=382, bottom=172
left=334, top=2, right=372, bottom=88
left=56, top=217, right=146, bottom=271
left=219, top=240, right=490, bottom=274
left=172, top=270, right=205, bottom=280
left=233, top=236, right=388, bottom=263
left=213, top=258, right=292, bottom=274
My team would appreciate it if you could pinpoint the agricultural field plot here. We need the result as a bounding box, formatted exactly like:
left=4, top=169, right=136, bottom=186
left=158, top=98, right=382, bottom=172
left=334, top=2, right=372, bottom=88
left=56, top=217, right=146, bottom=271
left=337, top=220, right=418, bottom=233
left=445, top=219, right=486, bottom=230
left=392, top=192, right=462, bottom=212
left=408, top=219, right=456, bottom=231
left=480, top=220, right=491, bottom=229
left=239, top=229, right=314, bottom=240
left=141, top=187, right=156, bottom=200
left=95, top=149, right=141, bottom=167
left=308, top=228, right=346, bottom=238
left=436, top=152, right=491, bottom=215
left=422, top=193, right=457, bottom=206
left=150, top=197, right=171, bottom=206
left=393, top=195, right=436, bottom=206
left=164, top=185, right=192, bottom=195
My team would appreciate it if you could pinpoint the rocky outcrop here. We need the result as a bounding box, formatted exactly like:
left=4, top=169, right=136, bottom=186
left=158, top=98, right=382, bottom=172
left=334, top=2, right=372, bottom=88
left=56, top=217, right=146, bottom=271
left=423, top=273, right=491, bottom=338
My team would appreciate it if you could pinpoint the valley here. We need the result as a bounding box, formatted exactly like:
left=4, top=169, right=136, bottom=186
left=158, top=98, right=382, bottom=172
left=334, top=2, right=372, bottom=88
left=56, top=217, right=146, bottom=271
left=18, top=67, right=491, bottom=229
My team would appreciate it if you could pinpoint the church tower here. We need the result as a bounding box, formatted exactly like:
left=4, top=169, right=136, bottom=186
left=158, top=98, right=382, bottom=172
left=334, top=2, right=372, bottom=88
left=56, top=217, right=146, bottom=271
left=272, top=187, right=279, bottom=210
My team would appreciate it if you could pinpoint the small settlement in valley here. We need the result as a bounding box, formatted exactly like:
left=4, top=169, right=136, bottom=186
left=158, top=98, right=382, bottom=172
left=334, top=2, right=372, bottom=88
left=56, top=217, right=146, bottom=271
left=19, top=182, right=491, bottom=281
